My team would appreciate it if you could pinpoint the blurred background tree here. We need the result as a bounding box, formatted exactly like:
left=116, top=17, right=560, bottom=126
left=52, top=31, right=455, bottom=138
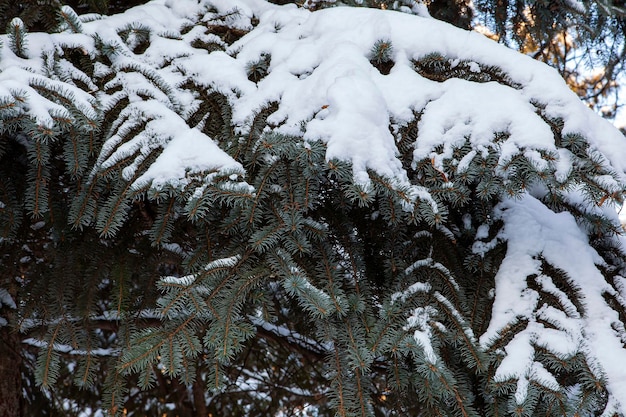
left=471, top=0, right=626, bottom=120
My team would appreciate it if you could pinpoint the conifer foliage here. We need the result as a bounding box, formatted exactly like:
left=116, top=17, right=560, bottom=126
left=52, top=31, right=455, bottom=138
left=1, top=0, right=626, bottom=416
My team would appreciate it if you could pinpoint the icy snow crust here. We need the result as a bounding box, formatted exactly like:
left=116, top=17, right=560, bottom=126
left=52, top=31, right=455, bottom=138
left=3, top=0, right=626, bottom=412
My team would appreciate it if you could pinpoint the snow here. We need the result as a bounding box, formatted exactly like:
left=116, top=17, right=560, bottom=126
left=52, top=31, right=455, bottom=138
left=0, top=288, right=16, bottom=310
left=130, top=111, right=246, bottom=190
left=12, top=0, right=619, bottom=202
left=249, top=315, right=332, bottom=353
left=404, top=305, right=439, bottom=363
left=415, top=79, right=555, bottom=172
left=0, top=288, right=15, bottom=328
left=481, top=194, right=626, bottom=407
left=90, top=0, right=625, bottom=201
left=391, top=281, right=431, bottom=303
left=23, top=338, right=119, bottom=356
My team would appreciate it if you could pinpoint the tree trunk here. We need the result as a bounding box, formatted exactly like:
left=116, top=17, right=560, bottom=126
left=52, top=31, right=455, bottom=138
left=0, top=319, right=22, bottom=417
left=192, top=369, right=208, bottom=417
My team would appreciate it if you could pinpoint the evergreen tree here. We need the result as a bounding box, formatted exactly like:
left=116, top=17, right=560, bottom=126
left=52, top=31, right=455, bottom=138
left=1, top=1, right=626, bottom=416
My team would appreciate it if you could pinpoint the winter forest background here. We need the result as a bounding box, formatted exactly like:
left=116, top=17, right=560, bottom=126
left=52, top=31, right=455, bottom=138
left=2, top=0, right=626, bottom=416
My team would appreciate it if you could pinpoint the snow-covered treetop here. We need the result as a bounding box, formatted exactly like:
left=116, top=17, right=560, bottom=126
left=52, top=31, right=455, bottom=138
left=204, top=0, right=626, bottom=182
left=3, top=0, right=626, bottom=415
left=5, top=0, right=626, bottom=193
left=89, top=0, right=626, bottom=193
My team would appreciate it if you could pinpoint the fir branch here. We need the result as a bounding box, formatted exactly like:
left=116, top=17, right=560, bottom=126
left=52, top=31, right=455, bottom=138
left=8, top=17, right=29, bottom=58
left=57, top=6, right=83, bottom=34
